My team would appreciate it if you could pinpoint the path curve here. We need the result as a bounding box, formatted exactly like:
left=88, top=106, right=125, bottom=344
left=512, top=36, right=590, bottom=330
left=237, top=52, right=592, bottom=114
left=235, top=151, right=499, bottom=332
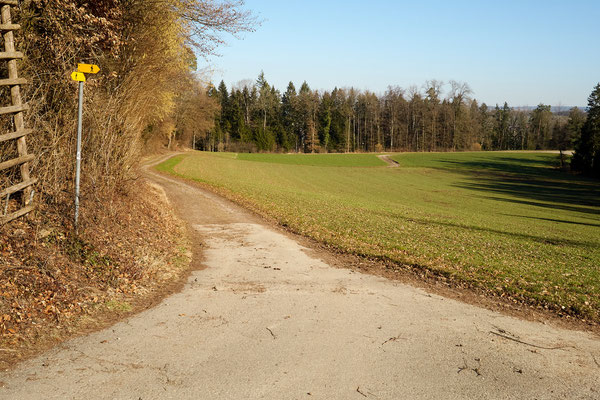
left=377, top=154, right=400, bottom=167
left=1, top=154, right=599, bottom=399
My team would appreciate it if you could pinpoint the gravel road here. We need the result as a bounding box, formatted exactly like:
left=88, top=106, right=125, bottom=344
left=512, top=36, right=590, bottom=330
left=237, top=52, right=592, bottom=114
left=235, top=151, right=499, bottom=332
left=1, top=155, right=598, bottom=399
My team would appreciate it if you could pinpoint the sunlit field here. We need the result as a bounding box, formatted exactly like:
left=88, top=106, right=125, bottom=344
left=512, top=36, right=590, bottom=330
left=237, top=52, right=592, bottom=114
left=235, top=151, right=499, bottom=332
left=158, top=151, right=600, bottom=321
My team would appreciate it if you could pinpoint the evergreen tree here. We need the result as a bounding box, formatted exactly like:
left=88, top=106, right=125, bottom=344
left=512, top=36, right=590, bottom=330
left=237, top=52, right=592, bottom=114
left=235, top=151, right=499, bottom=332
left=424, top=82, right=441, bottom=151
left=559, top=107, right=586, bottom=150
left=318, top=93, right=332, bottom=151
left=478, top=103, right=494, bottom=150
left=329, top=87, right=349, bottom=152
left=255, top=71, right=270, bottom=130
left=282, top=82, right=300, bottom=151
left=249, top=72, right=282, bottom=151
left=493, top=102, right=510, bottom=149
left=572, top=84, right=600, bottom=177
left=228, top=89, right=247, bottom=141
left=241, top=85, right=253, bottom=126
left=217, top=80, right=231, bottom=143
left=206, top=83, right=222, bottom=151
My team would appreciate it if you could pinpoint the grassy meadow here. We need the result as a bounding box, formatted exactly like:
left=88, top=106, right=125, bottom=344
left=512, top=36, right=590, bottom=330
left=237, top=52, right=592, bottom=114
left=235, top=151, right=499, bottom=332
left=157, top=151, right=600, bottom=321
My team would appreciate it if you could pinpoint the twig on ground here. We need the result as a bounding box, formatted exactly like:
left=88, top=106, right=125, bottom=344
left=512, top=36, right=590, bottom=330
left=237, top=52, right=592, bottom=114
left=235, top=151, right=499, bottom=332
left=1, top=264, right=55, bottom=279
left=266, top=327, right=276, bottom=339
left=356, top=386, right=367, bottom=397
left=592, top=353, right=600, bottom=368
left=1, top=265, right=36, bottom=273
left=381, top=335, right=402, bottom=346
left=490, top=331, right=571, bottom=350
left=457, top=360, right=470, bottom=374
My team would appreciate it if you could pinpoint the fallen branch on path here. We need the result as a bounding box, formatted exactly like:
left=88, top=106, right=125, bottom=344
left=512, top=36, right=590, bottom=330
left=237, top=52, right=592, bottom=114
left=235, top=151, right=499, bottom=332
left=490, top=331, right=572, bottom=350
left=381, top=335, right=403, bottom=346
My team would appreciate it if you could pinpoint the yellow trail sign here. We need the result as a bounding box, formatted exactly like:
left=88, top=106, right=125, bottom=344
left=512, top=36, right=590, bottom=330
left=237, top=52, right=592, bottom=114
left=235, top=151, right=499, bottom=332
left=71, top=72, right=86, bottom=82
left=77, top=64, right=100, bottom=74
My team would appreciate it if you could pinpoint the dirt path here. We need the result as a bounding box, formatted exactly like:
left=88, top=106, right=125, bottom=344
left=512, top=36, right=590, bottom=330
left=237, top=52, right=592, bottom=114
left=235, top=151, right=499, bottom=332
left=1, top=155, right=599, bottom=399
left=377, top=154, right=400, bottom=167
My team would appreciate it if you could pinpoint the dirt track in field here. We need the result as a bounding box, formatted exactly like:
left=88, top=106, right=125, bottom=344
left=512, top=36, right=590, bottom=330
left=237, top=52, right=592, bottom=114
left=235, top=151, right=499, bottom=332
left=377, top=154, right=400, bottom=167
left=1, top=154, right=599, bottom=399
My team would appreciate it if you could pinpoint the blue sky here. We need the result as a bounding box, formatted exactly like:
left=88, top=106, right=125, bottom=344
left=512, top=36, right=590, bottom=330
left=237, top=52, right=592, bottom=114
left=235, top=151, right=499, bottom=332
left=206, top=0, right=599, bottom=107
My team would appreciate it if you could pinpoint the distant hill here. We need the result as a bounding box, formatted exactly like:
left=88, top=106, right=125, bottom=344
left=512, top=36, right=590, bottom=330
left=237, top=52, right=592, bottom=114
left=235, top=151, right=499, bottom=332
left=512, top=105, right=585, bottom=113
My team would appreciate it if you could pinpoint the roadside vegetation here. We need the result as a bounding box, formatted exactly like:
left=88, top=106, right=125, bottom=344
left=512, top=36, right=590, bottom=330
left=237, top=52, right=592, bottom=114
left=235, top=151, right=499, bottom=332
left=159, top=151, right=600, bottom=323
left=0, top=0, right=255, bottom=365
left=0, top=181, right=190, bottom=368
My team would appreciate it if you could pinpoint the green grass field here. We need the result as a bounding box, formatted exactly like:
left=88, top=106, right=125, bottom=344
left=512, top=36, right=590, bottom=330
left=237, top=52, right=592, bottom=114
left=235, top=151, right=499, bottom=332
left=157, top=151, right=600, bottom=322
left=236, top=153, right=386, bottom=167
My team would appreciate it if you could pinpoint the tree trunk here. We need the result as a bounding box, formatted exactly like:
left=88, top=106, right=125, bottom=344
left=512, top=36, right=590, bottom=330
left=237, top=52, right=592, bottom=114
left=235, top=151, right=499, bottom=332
left=347, top=115, right=350, bottom=153
left=390, top=113, right=394, bottom=152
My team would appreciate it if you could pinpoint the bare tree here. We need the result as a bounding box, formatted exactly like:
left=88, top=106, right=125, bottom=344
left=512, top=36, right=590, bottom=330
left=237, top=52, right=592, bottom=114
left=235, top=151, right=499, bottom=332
left=448, top=80, right=472, bottom=150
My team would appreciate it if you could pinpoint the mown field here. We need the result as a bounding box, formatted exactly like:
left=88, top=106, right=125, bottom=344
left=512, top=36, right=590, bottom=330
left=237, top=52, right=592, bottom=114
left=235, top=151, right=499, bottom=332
left=157, top=151, right=600, bottom=322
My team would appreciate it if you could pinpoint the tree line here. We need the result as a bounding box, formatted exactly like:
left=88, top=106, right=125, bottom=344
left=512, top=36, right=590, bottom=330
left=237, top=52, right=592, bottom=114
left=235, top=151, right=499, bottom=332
left=195, top=73, right=585, bottom=154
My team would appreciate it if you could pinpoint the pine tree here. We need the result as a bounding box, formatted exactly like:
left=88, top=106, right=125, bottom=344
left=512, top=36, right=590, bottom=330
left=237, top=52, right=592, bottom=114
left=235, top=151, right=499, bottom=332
left=228, top=89, right=246, bottom=141
left=493, top=102, right=510, bottom=149
left=217, top=81, right=231, bottom=145
left=318, top=93, right=332, bottom=151
left=563, top=107, right=586, bottom=149
left=298, top=81, right=318, bottom=152
left=572, top=84, right=600, bottom=177
left=282, top=82, right=299, bottom=151
left=328, top=87, right=348, bottom=152
left=255, top=71, right=271, bottom=131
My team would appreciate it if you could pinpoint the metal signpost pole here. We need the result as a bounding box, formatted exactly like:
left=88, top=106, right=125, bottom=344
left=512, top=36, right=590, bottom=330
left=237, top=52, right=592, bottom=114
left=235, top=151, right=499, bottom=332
left=74, top=80, right=84, bottom=232
left=70, top=64, right=99, bottom=233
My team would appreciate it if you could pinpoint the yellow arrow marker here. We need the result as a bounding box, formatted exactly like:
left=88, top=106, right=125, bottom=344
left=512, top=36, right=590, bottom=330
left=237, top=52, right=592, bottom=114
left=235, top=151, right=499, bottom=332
left=71, top=72, right=86, bottom=82
left=77, top=64, right=100, bottom=74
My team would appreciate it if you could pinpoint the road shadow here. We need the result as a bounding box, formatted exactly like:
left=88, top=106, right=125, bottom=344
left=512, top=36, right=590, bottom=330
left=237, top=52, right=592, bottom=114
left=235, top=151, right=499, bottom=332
left=441, top=157, right=563, bottom=177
